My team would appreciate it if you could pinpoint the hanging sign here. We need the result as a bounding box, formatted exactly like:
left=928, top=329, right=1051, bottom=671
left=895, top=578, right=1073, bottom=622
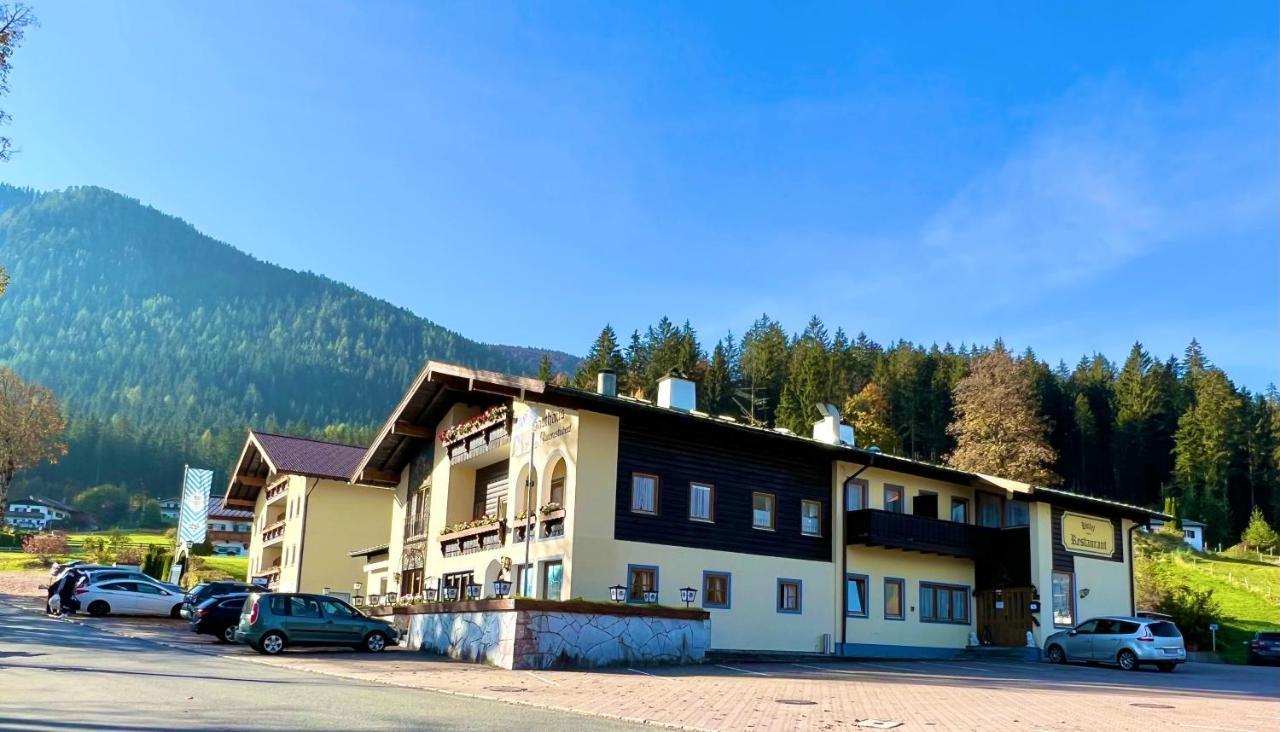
left=178, top=467, right=214, bottom=544
left=1060, top=512, right=1114, bottom=558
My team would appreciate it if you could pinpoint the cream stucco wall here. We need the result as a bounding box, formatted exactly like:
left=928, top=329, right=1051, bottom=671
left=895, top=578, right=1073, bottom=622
left=843, top=546, right=976, bottom=650
left=294, top=479, right=395, bottom=594
left=1075, top=518, right=1135, bottom=620
left=1027, top=500, right=1056, bottom=644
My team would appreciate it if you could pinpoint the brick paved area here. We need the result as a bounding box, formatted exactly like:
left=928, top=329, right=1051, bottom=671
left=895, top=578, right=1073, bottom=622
left=6, top=589, right=1278, bottom=731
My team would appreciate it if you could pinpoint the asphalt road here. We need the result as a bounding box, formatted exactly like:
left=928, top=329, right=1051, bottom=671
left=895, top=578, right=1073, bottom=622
left=0, top=603, right=643, bottom=731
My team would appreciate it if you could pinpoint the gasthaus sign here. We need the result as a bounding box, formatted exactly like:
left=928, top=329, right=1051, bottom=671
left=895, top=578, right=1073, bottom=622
left=1061, top=512, right=1114, bottom=558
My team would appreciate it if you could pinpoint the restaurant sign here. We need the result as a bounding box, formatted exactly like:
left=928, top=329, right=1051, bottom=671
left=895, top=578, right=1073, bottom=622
left=1060, top=512, right=1114, bottom=558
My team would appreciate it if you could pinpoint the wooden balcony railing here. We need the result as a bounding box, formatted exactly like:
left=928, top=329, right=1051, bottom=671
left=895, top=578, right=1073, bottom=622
left=445, top=416, right=512, bottom=465
left=265, top=481, right=288, bottom=503
left=844, top=509, right=998, bottom=559
left=261, top=520, right=286, bottom=543
left=440, top=521, right=505, bottom=557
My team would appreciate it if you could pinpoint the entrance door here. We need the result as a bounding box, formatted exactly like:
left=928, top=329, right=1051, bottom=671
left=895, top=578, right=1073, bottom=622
left=974, top=587, right=1034, bottom=647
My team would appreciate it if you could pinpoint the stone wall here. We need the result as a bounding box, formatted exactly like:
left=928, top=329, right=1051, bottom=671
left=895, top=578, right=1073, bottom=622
left=395, top=602, right=710, bottom=669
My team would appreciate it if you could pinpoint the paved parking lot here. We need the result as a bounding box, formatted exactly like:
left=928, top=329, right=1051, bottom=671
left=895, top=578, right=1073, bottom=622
left=7, top=590, right=1279, bottom=731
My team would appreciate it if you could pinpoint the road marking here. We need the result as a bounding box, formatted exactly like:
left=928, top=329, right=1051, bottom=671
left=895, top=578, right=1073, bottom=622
left=627, top=667, right=675, bottom=682
left=523, top=671, right=558, bottom=686
left=716, top=663, right=770, bottom=676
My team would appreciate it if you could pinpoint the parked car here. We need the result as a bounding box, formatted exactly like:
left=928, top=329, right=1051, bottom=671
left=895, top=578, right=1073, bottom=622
left=1044, top=616, right=1185, bottom=672
left=234, top=593, right=398, bottom=655
left=50, top=559, right=89, bottom=577
left=1244, top=631, right=1280, bottom=665
left=1134, top=610, right=1174, bottom=622
left=181, top=581, right=264, bottom=619
left=75, top=577, right=186, bottom=617
left=190, top=593, right=250, bottom=643
left=53, top=565, right=182, bottom=594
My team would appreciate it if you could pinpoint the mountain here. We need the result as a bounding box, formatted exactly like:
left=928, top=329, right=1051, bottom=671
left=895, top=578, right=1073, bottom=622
left=0, top=185, right=577, bottom=499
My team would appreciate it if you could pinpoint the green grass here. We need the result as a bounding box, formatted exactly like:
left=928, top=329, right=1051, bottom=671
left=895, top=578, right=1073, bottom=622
left=198, top=555, right=248, bottom=580
left=66, top=530, right=173, bottom=546
left=1136, top=533, right=1280, bottom=663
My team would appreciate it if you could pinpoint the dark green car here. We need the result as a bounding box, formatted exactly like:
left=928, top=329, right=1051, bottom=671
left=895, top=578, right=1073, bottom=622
left=234, top=593, right=399, bottom=655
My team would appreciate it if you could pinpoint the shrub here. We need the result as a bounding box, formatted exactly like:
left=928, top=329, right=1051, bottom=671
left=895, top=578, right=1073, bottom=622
left=114, top=546, right=144, bottom=566
left=189, top=540, right=212, bottom=556
left=21, top=532, right=69, bottom=565
left=1155, top=583, right=1221, bottom=648
left=80, top=535, right=113, bottom=563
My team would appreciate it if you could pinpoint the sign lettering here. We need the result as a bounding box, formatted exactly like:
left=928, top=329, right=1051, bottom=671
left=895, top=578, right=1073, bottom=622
left=1060, top=512, right=1114, bottom=558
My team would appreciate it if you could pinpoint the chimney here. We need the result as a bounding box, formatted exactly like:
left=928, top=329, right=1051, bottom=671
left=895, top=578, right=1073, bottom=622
left=596, top=369, right=617, bottom=397
left=812, top=403, right=841, bottom=445
left=656, top=372, right=696, bottom=411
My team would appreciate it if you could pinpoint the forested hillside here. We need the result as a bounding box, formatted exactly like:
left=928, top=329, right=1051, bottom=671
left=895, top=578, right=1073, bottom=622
left=0, top=185, right=576, bottom=500
left=573, top=317, right=1280, bottom=545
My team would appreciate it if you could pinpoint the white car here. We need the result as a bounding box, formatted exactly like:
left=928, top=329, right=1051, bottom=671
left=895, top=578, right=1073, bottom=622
left=76, top=578, right=186, bottom=617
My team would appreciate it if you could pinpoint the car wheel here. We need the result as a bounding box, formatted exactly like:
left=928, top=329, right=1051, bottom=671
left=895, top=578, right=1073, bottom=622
left=1046, top=644, right=1066, bottom=664
left=1156, top=662, right=1176, bottom=673
left=363, top=632, right=388, bottom=653
left=256, top=631, right=286, bottom=656
left=220, top=625, right=237, bottom=644
left=170, top=604, right=183, bottom=619
left=87, top=600, right=110, bottom=617
left=1117, top=649, right=1139, bottom=671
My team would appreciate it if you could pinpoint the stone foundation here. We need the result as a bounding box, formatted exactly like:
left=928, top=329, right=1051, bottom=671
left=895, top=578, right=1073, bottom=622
left=373, top=599, right=709, bottom=669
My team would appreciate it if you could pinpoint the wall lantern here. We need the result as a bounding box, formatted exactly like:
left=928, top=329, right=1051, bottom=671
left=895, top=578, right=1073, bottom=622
left=424, top=587, right=438, bottom=602
left=679, top=587, right=697, bottom=608
left=384, top=592, right=398, bottom=605
left=442, top=586, right=460, bottom=602
left=322, top=586, right=331, bottom=596
left=353, top=581, right=363, bottom=594
left=1078, top=588, right=1090, bottom=599
left=642, top=590, right=658, bottom=604
left=465, top=583, right=482, bottom=600
left=609, top=584, right=627, bottom=603
left=492, top=578, right=512, bottom=598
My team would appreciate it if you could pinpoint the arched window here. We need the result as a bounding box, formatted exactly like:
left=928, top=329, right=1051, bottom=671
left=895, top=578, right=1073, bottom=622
left=548, top=458, right=567, bottom=507
left=514, top=466, right=538, bottom=515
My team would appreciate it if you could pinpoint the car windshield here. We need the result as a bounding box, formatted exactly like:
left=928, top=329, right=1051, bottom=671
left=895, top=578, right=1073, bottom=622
left=188, top=583, right=209, bottom=595
left=1257, top=632, right=1280, bottom=641
left=1148, top=622, right=1181, bottom=638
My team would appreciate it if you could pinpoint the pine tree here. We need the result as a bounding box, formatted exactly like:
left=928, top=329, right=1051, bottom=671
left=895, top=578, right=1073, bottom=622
left=537, top=354, right=552, bottom=382
left=1173, top=366, right=1242, bottom=545
left=946, top=347, right=1060, bottom=485
left=776, top=316, right=835, bottom=433
left=703, top=335, right=738, bottom=415
left=572, top=326, right=625, bottom=390
left=1240, top=506, right=1280, bottom=552
left=737, top=314, right=789, bottom=425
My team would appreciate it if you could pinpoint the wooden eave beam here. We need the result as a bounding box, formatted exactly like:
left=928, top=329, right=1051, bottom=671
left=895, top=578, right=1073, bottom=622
left=223, top=498, right=256, bottom=508
left=360, top=469, right=401, bottom=485
left=236, top=475, right=266, bottom=487
left=392, top=420, right=434, bottom=439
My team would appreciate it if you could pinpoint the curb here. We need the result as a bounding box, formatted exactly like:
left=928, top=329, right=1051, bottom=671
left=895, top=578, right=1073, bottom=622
left=2, top=594, right=708, bottom=731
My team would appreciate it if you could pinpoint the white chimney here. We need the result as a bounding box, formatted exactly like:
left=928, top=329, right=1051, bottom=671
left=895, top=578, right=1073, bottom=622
left=656, top=373, right=696, bottom=411
left=596, top=369, right=617, bottom=397
left=812, top=415, right=840, bottom=445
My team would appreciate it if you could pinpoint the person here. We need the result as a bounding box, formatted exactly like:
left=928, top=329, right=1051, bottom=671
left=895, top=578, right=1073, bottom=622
left=45, top=574, right=62, bottom=615
left=56, top=569, right=82, bottom=616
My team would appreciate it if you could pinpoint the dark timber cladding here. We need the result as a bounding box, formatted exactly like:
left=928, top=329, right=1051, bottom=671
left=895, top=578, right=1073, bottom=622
left=614, top=410, right=831, bottom=561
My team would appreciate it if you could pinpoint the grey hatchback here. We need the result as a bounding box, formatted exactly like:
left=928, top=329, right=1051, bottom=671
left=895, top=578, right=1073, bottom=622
left=234, top=593, right=399, bottom=655
left=1044, top=616, right=1185, bottom=672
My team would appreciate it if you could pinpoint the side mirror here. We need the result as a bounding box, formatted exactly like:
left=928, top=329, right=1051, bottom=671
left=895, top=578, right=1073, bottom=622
left=1068, top=630, right=1078, bottom=636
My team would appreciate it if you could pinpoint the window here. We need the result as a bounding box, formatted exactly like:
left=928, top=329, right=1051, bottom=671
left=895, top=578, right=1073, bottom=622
left=844, top=477, right=868, bottom=511
left=884, top=485, right=904, bottom=513
left=1005, top=500, right=1029, bottom=527
left=950, top=497, right=969, bottom=523
left=752, top=492, right=776, bottom=530
left=884, top=578, right=905, bottom=620
left=320, top=599, right=358, bottom=619
left=627, top=564, right=658, bottom=603
left=920, top=583, right=969, bottom=624
left=777, top=578, right=802, bottom=614
left=631, top=474, right=659, bottom=515
left=800, top=500, right=822, bottom=536
left=513, top=563, right=534, bottom=597
left=548, top=459, right=566, bottom=506
left=845, top=574, right=868, bottom=618
left=912, top=491, right=938, bottom=519
left=703, top=571, right=731, bottom=609
left=689, top=483, right=715, bottom=522
left=1051, top=570, right=1074, bottom=626
left=977, top=493, right=1003, bottom=528
left=1184, top=529, right=1197, bottom=539
left=133, top=583, right=164, bottom=595
left=540, top=560, right=564, bottom=600
left=288, top=596, right=323, bottom=618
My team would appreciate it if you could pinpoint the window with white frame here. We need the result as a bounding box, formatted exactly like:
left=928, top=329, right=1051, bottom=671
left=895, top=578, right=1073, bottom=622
left=801, top=499, right=822, bottom=536
left=689, top=483, right=714, bottom=522
left=752, top=492, right=775, bottom=530
left=631, top=473, right=658, bottom=515
left=1051, top=570, right=1074, bottom=626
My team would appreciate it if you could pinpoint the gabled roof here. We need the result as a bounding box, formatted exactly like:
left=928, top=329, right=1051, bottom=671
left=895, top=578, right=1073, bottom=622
left=8, top=496, right=75, bottom=512
left=208, top=505, right=254, bottom=520
left=223, top=430, right=371, bottom=506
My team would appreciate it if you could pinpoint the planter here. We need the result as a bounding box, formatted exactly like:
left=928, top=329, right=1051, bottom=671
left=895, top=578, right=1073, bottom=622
left=539, top=508, right=566, bottom=522
left=440, top=521, right=506, bottom=557
left=445, top=418, right=512, bottom=465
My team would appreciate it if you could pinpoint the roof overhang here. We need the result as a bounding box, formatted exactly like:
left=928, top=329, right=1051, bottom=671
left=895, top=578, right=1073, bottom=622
left=351, top=361, right=545, bottom=485
left=222, top=431, right=277, bottom=508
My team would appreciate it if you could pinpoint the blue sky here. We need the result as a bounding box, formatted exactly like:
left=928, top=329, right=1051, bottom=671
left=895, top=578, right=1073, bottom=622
left=5, top=2, right=1277, bottom=388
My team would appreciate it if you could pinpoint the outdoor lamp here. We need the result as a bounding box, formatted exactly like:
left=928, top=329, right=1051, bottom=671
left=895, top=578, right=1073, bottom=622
left=609, top=584, right=627, bottom=603
left=384, top=592, right=398, bottom=605
left=1079, top=588, right=1090, bottom=599
left=492, top=578, right=512, bottom=598
left=424, top=587, right=438, bottom=602
left=353, top=581, right=363, bottom=594
left=679, top=586, right=697, bottom=608
left=465, top=583, right=482, bottom=600
left=322, top=586, right=331, bottom=596
left=442, top=586, right=459, bottom=601
left=642, top=590, right=658, bottom=604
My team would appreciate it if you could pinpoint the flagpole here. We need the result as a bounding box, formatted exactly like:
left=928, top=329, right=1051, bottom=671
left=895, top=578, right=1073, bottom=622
left=522, top=410, right=536, bottom=595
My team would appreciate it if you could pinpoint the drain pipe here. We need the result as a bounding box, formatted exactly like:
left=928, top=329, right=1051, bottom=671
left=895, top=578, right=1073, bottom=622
left=839, top=451, right=876, bottom=655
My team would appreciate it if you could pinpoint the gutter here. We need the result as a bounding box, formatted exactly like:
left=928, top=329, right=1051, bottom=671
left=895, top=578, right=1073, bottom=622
left=294, top=478, right=320, bottom=592
left=839, top=451, right=876, bottom=655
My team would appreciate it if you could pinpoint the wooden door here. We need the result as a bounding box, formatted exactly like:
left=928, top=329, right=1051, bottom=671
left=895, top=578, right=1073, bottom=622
left=975, top=587, right=1033, bottom=647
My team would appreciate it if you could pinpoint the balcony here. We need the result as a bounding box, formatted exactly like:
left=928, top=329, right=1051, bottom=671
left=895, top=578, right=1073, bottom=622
left=208, top=529, right=248, bottom=543
left=264, top=481, right=288, bottom=505
left=844, top=509, right=998, bottom=559
left=440, top=520, right=506, bottom=557
left=261, top=520, right=286, bottom=545
left=442, top=406, right=512, bottom=465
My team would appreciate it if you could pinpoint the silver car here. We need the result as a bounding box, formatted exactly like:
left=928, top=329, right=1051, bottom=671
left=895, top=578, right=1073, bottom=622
left=1044, top=616, right=1186, bottom=672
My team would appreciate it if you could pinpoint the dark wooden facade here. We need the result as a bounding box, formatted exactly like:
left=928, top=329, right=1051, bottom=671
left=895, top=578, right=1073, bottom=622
left=613, top=412, right=832, bottom=562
